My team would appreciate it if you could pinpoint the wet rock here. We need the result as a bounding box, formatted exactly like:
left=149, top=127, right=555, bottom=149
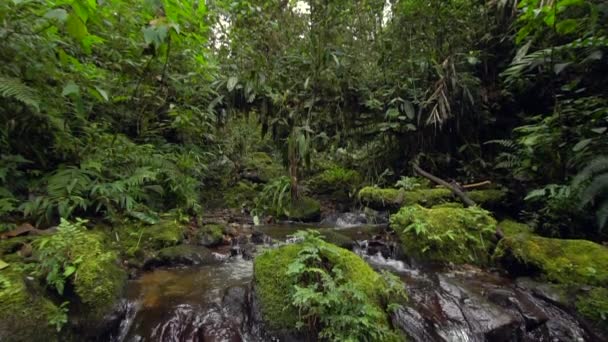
left=231, top=242, right=256, bottom=260
left=143, top=245, right=220, bottom=269
left=222, top=286, right=249, bottom=327
left=321, top=212, right=367, bottom=227
left=251, top=230, right=269, bottom=244
left=196, top=224, right=225, bottom=247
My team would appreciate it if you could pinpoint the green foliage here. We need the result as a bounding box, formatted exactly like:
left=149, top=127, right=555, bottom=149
left=576, top=287, right=608, bottom=331
left=390, top=205, right=498, bottom=264
left=394, top=176, right=430, bottom=191
left=572, top=156, right=608, bottom=230
left=253, top=230, right=404, bottom=340
left=253, top=176, right=292, bottom=217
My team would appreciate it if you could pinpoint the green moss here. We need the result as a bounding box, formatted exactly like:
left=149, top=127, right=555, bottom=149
left=70, top=231, right=127, bottom=320
left=242, top=152, right=284, bottom=182
left=494, top=234, right=608, bottom=286
left=285, top=196, right=321, bottom=221
left=307, top=167, right=362, bottom=200
left=359, top=186, right=506, bottom=210
left=0, top=266, right=61, bottom=341
left=498, top=219, right=533, bottom=236
left=144, top=220, right=185, bottom=248
left=0, top=236, right=34, bottom=256
left=576, top=287, right=608, bottom=331
left=468, top=189, right=506, bottom=206
left=197, top=224, right=225, bottom=247
left=253, top=241, right=394, bottom=333
left=358, top=187, right=403, bottom=209
left=224, top=181, right=259, bottom=208
left=431, top=202, right=464, bottom=209
left=390, top=205, right=497, bottom=264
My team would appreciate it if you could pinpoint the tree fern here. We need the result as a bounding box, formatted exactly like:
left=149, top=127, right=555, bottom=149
left=0, top=76, right=40, bottom=112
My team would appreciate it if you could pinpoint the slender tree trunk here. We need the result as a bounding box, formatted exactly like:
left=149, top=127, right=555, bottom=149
left=413, top=164, right=476, bottom=207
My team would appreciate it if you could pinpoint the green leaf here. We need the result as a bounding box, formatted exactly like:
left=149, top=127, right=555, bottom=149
left=403, top=101, right=415, bottom=120
left=93, top=86, right=109, bottom=101
left=572, top=138, right=592, bottom=152
left=62, top=81, right=80, bottom=97
left=227, top=76, right=238, bottom=91
left=556, top=19, right=579, bottom=35
left=0, top=259, right=8, bottom=270
left=44, top=9, right=68, bottom=22
left=65, top=13, right=88, bottom=41
left=63, top=265, right=76, bottom=277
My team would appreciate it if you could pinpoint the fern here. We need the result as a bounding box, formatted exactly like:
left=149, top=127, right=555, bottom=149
left=572, top=156, right=608, bottom=230
left=0, top=76, right=40, bottom=112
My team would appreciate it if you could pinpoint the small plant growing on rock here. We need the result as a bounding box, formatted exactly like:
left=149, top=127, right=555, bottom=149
left=285, top=230, right=404, bottom=341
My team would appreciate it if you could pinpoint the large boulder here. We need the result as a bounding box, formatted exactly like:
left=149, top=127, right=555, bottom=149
left=252, top=239, right=403, bottom=339
left=493, top=232, right=608, bottom=286
left=390, top=205, right=497, bottom=264
left=143, top=245, right=220, bottom=269
left=307, top=166, right=362, bottom=202
left=284, top=196, right=321, bottom=222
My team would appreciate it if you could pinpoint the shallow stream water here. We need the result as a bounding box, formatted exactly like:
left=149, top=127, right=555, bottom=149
left=110, top=220, right=602, bottom=342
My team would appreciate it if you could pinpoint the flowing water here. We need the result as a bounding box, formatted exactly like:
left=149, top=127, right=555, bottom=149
left=110, top=216, right=604, bottom=342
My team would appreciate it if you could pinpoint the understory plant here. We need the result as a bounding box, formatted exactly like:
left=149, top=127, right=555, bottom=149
left=285, top=230, right=405, bottom=341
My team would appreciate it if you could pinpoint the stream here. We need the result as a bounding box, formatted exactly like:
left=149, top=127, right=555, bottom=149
left=108, top=216, right=602, bottom=342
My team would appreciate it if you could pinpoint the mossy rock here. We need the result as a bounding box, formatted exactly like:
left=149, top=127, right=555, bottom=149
left=316, top=229, right=354, bottom=249
left=69, top=231, right=127, bottom=321
left=307, top=167, right=362, bottom=200
left=498, top=219, right=533, bottom=237
left=144, top=245, right=219, bottom=269
left=390, top=205, right=497, bottom=264
left=285, top=196, right=321, bottom=222
left=359, top=186, right=506, bottom=210
left=576, top=287, right=608, bottom=331
left=224, top=181, right=259, bottom=208
left=253, top=241, right=397, bottom=336
left=196, top=224, right=225, bottom=247
left=493, top=233, right=608, bottom=286
left=0, top=266, right=61, bottom=341
left=143, top=220, right=185, bottom=249
left=242, top=152, right=284, bottom=183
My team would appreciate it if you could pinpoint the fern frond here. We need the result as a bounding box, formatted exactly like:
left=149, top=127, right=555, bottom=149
left=572, top=156, right=608, bottom=189
left=0, top=76, right=40, bottom=112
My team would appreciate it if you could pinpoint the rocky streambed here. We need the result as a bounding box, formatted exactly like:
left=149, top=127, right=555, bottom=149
left=105, top=214, right=604, bottom=342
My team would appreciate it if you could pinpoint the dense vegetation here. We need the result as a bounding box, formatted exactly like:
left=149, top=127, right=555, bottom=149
left=0, top=0, right=607, bottom=340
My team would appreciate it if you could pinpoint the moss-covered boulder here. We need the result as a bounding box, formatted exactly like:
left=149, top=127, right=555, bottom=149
left=112, top=219, right=185, bottom=263
left=0, top=267, right=62, bottom=341
left=224, top=181, right=260, bottom=208
left=253, top=240, right=400, bottom=338
left=307, top=167, right=362, bottom=201
left=390, top=205, right=497, bottom=264
left=494, top=233, right=608, bottom=286
left=576, top=287, right=608, bottom=331
left=285, top=196, right=321, bottom=222
left=358, top=186, right=506, bottom=210
left=497, top=219, right=533, bottom=236
left=196, top=224, right=225, bottom=247
left=242, top=152, right=284, bottom=183
left=70, top=232, right=127, bottom=321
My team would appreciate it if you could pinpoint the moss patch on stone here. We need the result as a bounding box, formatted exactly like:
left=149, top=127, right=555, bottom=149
left=390, top=205, right=497, bottom=264
left=307, top=167, right=362, bottom=200
left=253, top=241, right=396, bottom=333
left=285, top=196, right=321, bottom=221
left=69, top=231, right=127, bottom=320
left=196, top=224, right=225, bottom=247
left=224, top=181, right=260, bottom=209
left=0, top=266, right=61, bottom=341
left=359, top=186, right=506, bottom=210
left=498, top=219, right=533, bottom=236
left=494, top=234, right=608, bottom=286
left=242, top=152, right=284, bottom=182
left=576, top=287, right=608, bottom=331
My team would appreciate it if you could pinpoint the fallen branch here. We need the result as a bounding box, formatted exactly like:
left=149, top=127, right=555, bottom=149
left=413, top=164, right=476, bottom=207
left=434, top=180, right=492, bottom=189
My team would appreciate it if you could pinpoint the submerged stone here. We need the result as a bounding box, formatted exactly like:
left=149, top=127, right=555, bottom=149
left=494, top=232, right=608, bottom=286
left=390, top=205, right=497, bottom=264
